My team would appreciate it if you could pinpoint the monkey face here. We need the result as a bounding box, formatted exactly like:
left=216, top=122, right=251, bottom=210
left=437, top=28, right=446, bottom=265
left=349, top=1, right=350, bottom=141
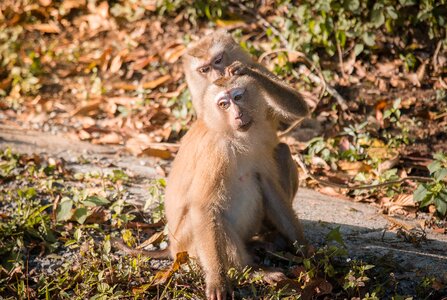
left=203, top=76, right=266, bottom=135
left=215, top=87, right=253, bottom=132
left=197, top=51, right=226, bottom=76
left=182, top=31, right=255, bottom=119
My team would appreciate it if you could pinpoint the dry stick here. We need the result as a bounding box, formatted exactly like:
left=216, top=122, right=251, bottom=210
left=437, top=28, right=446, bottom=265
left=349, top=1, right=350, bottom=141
left=432, top=40, right=442, bottom=73
left=434, top=111, right=447, bottom=120
left=293, top=153, right=433, bottom=190
left=335, top=31, right=347, bottom=79
left=111, top=237, right=171, bottom=259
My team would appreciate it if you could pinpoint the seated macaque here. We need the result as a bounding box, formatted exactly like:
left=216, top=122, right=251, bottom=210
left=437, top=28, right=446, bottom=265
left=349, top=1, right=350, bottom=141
left=165, top=73, right=307, bottom=299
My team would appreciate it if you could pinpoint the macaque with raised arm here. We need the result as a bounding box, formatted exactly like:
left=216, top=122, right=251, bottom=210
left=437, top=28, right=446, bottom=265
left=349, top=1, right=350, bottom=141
left=182, top=31, right=309, bottom=204
left=165, top=74, right=307, bottom=300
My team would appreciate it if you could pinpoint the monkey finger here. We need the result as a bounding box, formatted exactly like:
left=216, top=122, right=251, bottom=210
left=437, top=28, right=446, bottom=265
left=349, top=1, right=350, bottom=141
left=226, top=61, right=247, bottom=77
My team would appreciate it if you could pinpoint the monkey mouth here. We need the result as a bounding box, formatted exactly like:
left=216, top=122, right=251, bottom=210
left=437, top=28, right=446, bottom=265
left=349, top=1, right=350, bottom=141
left=237, top=120, right=253, bottom=132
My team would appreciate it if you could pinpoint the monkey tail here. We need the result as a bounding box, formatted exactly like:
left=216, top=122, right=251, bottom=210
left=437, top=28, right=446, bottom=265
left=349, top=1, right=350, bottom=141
left=111, top=237, right=171, bottom=259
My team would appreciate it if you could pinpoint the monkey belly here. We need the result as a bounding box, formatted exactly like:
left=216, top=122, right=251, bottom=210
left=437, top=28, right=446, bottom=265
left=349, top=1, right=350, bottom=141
left=225, top=175, right=264, bottom=240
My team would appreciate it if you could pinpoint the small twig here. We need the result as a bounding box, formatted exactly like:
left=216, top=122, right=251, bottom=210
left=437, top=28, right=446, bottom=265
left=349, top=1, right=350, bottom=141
left=335, top=32, right=347, bottom=79
left=434, top=111, right=447, bottom=120
left=278, top=119, right=304, bottom=138
left=432, top=40, right=442, bottom=73
left=293, top=153, right=433, bottom=190
left=111, top=237, right=171, bottom=259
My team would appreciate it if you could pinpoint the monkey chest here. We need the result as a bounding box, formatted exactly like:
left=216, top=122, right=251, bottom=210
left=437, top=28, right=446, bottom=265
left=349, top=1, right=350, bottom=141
left=225, top=171, right=263, bottom=238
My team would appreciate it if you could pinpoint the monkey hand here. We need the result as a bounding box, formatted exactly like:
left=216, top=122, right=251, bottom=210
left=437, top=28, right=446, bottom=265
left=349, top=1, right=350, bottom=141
left=225, top=61, right=249, bottom=77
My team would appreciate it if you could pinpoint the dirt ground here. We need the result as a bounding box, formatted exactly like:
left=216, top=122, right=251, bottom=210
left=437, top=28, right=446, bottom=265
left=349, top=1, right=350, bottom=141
left=1, top=124, right=446, bottom=297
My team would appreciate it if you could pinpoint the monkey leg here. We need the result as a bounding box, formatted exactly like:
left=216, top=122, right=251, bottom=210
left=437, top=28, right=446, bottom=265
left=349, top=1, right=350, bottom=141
left=190, top=204, right=250, bottom=300
left=259, top=175, right=307, bottom=246
left=255, top=144, right=298, bottom=252
left=274, top=143, right=298, bottom=203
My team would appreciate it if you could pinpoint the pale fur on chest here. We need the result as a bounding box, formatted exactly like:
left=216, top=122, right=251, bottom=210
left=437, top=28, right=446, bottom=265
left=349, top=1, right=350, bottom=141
left=223, top=157, right=264, bottom=239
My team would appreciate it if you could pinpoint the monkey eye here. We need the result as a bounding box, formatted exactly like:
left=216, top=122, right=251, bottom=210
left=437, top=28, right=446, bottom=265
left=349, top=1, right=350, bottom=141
left=213, top=54, right=223, bottom=65
left=198, top=66, right=210, bottom=74
left=231, top=88, right=245, bottom=102
left=218, top=100, right=230, bottom=110
left=233, top=94, right=242, bottom=101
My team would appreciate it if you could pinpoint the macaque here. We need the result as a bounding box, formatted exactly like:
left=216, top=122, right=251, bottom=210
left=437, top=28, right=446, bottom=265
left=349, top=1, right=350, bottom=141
left=182, top=31, right=309, bottom=203
left=165, top=74, right=307, bottom=299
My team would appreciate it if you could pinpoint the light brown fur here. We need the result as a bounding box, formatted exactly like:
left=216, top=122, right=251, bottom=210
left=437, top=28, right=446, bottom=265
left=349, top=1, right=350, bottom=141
left=182, top=31, right=309, bottom=204
left=165, top=75, right=306, bottom=299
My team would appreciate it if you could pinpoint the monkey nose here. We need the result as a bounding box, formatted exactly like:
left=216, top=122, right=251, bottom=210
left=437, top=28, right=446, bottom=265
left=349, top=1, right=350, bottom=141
left=235, top=111, right=243, bottom=119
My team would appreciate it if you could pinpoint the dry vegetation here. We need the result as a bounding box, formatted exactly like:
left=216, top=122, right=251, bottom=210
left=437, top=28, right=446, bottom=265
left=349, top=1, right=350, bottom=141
left=1, top=0, right=447, bottom=298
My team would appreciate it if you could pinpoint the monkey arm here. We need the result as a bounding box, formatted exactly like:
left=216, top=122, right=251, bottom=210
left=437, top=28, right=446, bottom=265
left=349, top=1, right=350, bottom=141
left=258, top=175, right=307, bottom=246
left=274, top=143, right=299, bottom=202
left=227, top=61, right=309, bottom=122
left=190, top=203, right=228, bottom=299
left=248, top=66, right=309, bottom=122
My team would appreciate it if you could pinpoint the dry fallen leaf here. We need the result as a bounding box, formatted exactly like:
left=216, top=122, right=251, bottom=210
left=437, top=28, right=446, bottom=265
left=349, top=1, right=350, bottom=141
left=93, top=132, right=122, bottom=145
left=78, top=129, right=91, bottom=140
left=39, top=0, right=52, bottom=6
left=142, top=75, right=171, bottom=90
left=215, top=19, right=246, bottom=28
left=71, top=100, right=101, bottom=116
left=318, top=186, right=345, bottom=197
left=151, top=252, right=189, bottom=285
left=136, top=231, right=165, bottom=249
left=376, top=60, right=401, bottom=78
left=25, top=22, right=61, bottom=33
left=61, top=0, right=86, bottom=12
left=383, top=194, right=417, bottom=216
left=132, top=55, right=157, bottom=70
left=338, top=160, right=371, bottom=175
left=109, top=54, right=122, bottom=74
left=139, top=147, right=172, bottom=159
left=162, top=44, right=186, bottom=64
left=112, top=83, right=138, bottom=91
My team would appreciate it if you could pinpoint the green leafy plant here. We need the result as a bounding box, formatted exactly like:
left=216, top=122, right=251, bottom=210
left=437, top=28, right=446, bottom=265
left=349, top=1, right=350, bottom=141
left=344, top=261, right=375, bottom=297
left=413, top=152, right=447, bottom=216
